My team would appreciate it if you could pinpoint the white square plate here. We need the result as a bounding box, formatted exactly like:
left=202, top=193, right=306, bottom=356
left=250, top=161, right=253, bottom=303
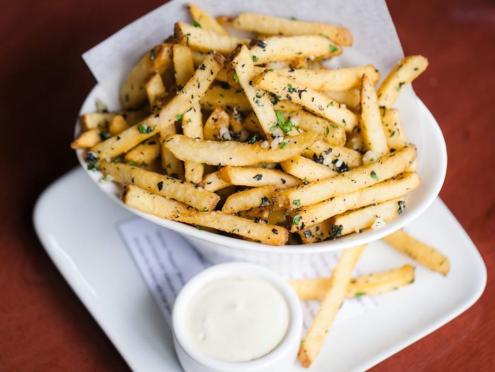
left=34, top=168, right=486, bottom=371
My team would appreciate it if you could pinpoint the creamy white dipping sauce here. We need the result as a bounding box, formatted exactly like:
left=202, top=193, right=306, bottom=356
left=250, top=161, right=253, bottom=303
left=185, top=277, right=290, bottom=363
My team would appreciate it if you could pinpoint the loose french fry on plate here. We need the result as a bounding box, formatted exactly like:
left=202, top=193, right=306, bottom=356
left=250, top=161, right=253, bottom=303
left=175, top=22, right=248, bottom=54
left=383, top=230, right=450, bottom=275
left=165, top=131, right=318, bottom=166
left=334, top=197, right=407, bottom=235
left=281, top=156, right=337, bottom=182
left=124, top=137, right=161, bottom=165
left=222, top=186, right=276, bottom=214
left=91, top=53, right=224, bottom=159
left=120, top=43, right=172, bottom=109
left=231, top=13, right=352, bottom=46
left=381, top=108, right=407, bottom=150
left=274, top=65, right=379, bottom=92
left=232, top=45, right=278, bottom=138
left=99, top=161, right=219, bottom=211
left=298, top=245, right=365, bottom=367
left=279, top=144, right=416, bottom=208
left=249, top=36, right=342, bottom=65
left=377, top=55, right=428, bottom=108
left=291, top=172, right=420, bottom=231
left=124, top=185, right=288, bottom=245
left=360, top=74, right=389, bottom=157
left=200, top=85, right=251, bottom=111
left=218, top=166, right=300, bottom=187
left=187, top=3, right=228, bottom=35
left=291, top=264, right=415, bottom=301
left=255, top=71, right=358, bottom=131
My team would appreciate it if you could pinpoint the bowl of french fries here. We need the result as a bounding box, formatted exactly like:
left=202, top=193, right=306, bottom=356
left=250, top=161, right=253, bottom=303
left=72, top=5, right=447, bottom=265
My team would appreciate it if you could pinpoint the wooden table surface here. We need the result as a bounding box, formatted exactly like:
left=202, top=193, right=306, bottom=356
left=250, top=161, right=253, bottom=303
left=1, top=0, right=494, bottom=370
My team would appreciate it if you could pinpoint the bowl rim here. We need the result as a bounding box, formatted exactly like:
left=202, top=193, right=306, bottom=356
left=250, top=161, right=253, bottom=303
left=75, top=84, right=447, bottom=254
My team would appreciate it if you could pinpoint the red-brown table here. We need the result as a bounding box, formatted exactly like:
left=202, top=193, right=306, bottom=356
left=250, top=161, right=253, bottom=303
left=0, top=0, right=494, bottom=370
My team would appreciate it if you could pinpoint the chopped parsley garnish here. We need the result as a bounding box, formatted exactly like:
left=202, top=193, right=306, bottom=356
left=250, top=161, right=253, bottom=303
left=329, top=224, right=343, bottom=239
left=354, top=292, right=366, bottom=298
left=396, top=81, right=405, bottom=91
left=279, top=141, right=287, bottom=149
left=292, top=199, right=301, bottom=208
left=247, top=133, right=259, bottom=144
left=293, top=215, right=302, bottom=225
left=253, top=174, right=263, bottom=181
left=252, top=55, right=258, bottom=63
left=398, top=200, right=406, bottom=215
left=192, top=20, right=202, bottom=28
left=370, top=170, right=379, bottom=180
left=287, top=84, right=296, bottom=93
left=138, top=123, right=153, bottom=134
left=232, top=72, right=239, bottom=83
left=313, top=153, right=325, bottom=164
left=85, top=152, right=99, bottom=171
left=272, top=111, right=296, bottom=134
left=329, top=44, right=339, bottom=53
left=175, top=113, right=183, bottom=122
left=260, top=196, right=270, bottom=206
left=99, top=131, right=110, bottom=140
left=129, top=161, right=137, bottom=166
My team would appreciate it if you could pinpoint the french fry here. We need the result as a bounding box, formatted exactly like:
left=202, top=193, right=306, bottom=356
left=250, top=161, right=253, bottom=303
left=203, top=108, right=231, bottom=140
left=298, top=221, right=332, bottom=243
left=120, top=43, right=172, bottom=109
left=108, top=115, right=130, bottom=136
left=281, top=156, right=337, bottom=182
left=165, top=131, right=318, bottom=166
left=124, top=137, right=161, bottom=165
left=274, top=65, right=379, bottom=92
left=383, top=230, right=450, bottom=275
left=286, top=111, right=346, bottom=146
left=80, top=112, right=116, bottom=131
left=71, top=129, right=101, bottom=149
left=92, top=53, right=224, bottom=160
left=238, top=207, right=270, bottom=221
left=381, top=108, right=407, bottom=150
left=377, top=55, right=429, bottom=108
left=160, top=122, right=184, bottom=179
left=360, top=74, right=388, bottom=157
left=145, top=73, right=167, bottom=108
left=333, top=197, right=406, bottom=235
left=173, top=44, right=195, bottom=88
left=302, top=141, right=362, bottom=169
left=273, top=100, right=301, bottom=113
left=202, top=170, right=230, bottom=192
left=228, top=108, right=249, bottom=141
left=291, top=264, right=415, bottom=301
left=291, top=173, right=420, bottom=231
left=232, top=45, right=278, bottom=138
left=222, top=186, right=276, bottom=214
left=200, top=85, right=251, bottom=111
left=99, top=161, right=219, bottom=211
left=219, top=166, right=300, bottom=187
left=298, top=245, right=365, bottom=367
left=278, top=145, right=416, bottom=208
left=232, top=13, right=352, bottom=46
left=124, top=185, right=288, bottom=245
left=325, top=89, right=360, bottom=111
left=254, top=71, right=358, bottom=131
left=188, top=3, right=228, bottom=35
left=175, top=22, right=248, bottom=54
left=242, top=112, right=264, bottom=134
left=249, top=36, right=341, bottom=65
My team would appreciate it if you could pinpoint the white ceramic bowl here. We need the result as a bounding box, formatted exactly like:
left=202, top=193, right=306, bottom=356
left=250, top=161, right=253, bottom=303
left=74, top=80, right=446, bottom=269
left=171, top=263, right=303, bottom=372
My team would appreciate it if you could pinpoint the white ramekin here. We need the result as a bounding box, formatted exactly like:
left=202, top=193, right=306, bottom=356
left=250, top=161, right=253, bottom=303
left=171, top=263, right=303, bottom=372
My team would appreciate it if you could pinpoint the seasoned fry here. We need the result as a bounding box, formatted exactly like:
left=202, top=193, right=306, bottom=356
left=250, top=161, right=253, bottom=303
left=219, top=166, right=300, bottom=187
left=232, top=45, right=278, bottom=138
left=71, top=129, right=101, bottom=149
left=165, top=131, right=318, bottom=166
left=232, top=13, right=352, bottom=46
left=120, top=43, right=172, bottom=109
left=173, top=44, right=195, bottom=87
left=200, top=85, right=251, bottom=111
left=222, top=186, right=276, bottom=214
left=377, top=55, right=429, bottom=108
left=291, top=264, right=415, bottom=300
left=278, top=145, right=416, bottom=208
left=188, top=3, right=228, bottom=35
left=175, top=22, right=248, bottom=54
left=334, top=197, right=406, bottom=235
left=383, top=230, right=450, bottom=275
left=298, top=245, right=365, bottom=367
left=274, top=65, right=379, bottom=92
left=303, top=141, right=362, bottom=168
left=255, top=71, right=358, bottom=131
left=91, top=53, right=224, bottom=159
left=145, top=73, right=167, bottom=108
left=242, top=112, right=264, bottom=134
left=286, top=111, right=346, bottom=146
left=202, top=171, right=230, bottom=192
left=381, top=108, right=407, bottom=150
left=298, top=221, right=332, bottom=243
left=203, top=108, right=231, bottom=140
left=99, top=161, right=219, bottom=211
left=325, top=89, right=360, bottom=111
left=281, top=156, right=337, bottom=182
left=160, top=123, right=184, bottom=179
left=124, top=185, right=288, bottom=245
left=291, top=173, right=420, bottom=231
left=360, top=74, right=388, bottom=157
left=80, top=112, right=116, bottom=131
left=108, top=115, right=130, bottom=136
left=125, top=137, right=161, bottom=165
left=249, top=36, right=341, bottom=65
